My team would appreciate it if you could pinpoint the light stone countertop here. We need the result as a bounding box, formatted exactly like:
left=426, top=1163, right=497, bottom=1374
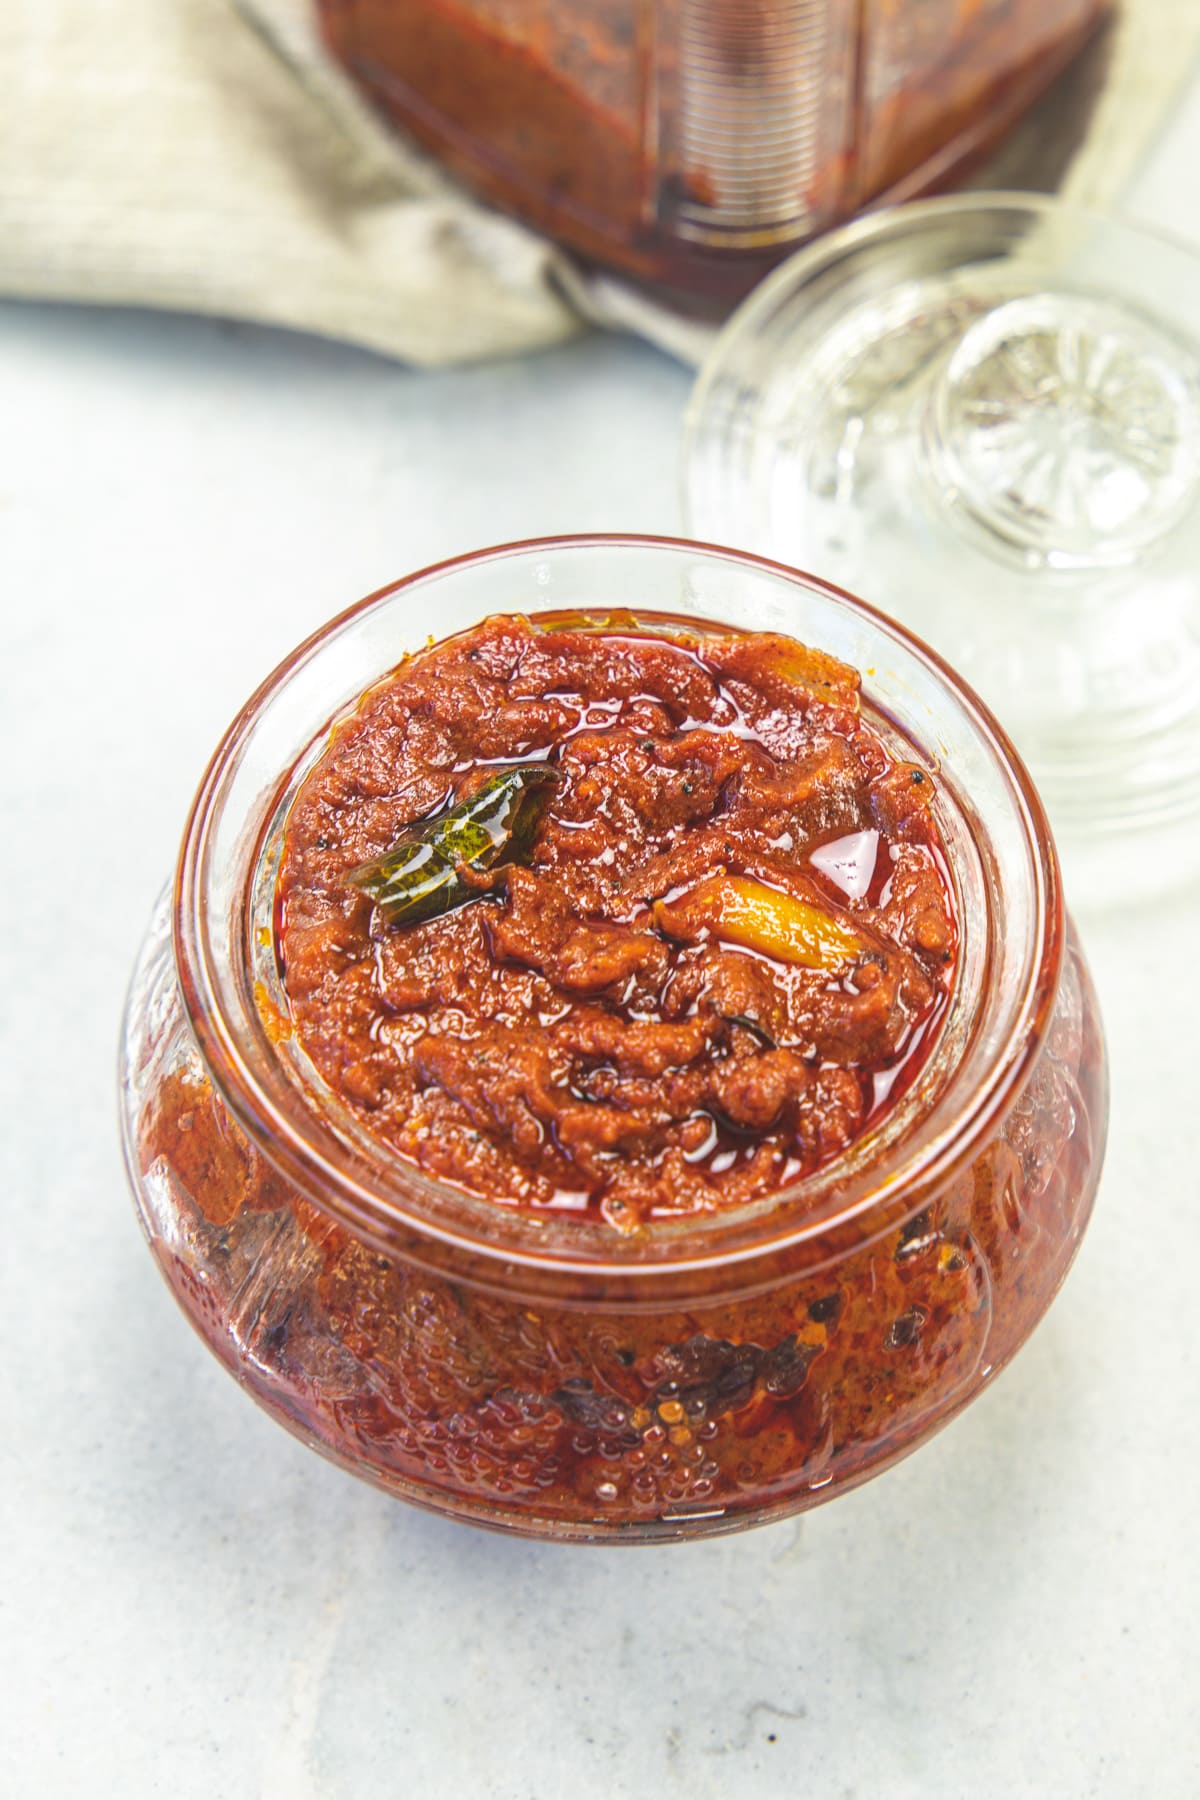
left=3, top=87, right=1200, bottom=1800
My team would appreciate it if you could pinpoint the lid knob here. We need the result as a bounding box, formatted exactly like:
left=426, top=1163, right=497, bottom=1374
left=925, top=292, right=1200, bottom=568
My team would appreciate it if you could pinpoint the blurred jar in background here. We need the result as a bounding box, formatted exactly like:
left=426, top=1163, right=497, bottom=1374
left=318, top=0, right=1112, bottom=305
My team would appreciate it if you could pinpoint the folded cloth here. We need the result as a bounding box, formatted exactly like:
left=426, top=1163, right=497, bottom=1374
left=0, top=0, right=1195, bottom=369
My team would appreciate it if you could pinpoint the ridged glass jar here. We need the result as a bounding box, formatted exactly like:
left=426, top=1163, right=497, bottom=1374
left=120, top=537, right=1107, bottom=1541
left=317, top=0, right=1110, bottom=305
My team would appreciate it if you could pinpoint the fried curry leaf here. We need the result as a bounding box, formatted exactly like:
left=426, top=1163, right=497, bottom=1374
left=349, top=764, right=560, bottom=927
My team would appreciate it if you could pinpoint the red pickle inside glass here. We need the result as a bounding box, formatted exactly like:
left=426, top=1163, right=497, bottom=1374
left=275, top=616, right=958, bottom=1232
left=120, top=544, right=1107, bottom=1542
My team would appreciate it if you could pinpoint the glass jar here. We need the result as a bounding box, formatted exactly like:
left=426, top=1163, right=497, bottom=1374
left=119, top=537, right=1107, bottom=1541
left=316, top=0, right=1111, bottom=305
left=683, top=196, right=1200, bottom=902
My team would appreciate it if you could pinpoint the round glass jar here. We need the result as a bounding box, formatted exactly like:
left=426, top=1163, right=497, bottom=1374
left=119, top=536, right=1107, bottom=1542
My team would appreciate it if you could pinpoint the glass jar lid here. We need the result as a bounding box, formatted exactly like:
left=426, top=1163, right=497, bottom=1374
left=683, top=195, right=1200, bottom=903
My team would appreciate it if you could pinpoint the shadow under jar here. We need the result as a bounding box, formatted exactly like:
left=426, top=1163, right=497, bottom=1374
left=120, top=537, right=1106, bottom=1542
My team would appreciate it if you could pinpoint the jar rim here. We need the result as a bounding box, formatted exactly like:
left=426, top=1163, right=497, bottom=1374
left=173, top=533, right=1062, bottom=1279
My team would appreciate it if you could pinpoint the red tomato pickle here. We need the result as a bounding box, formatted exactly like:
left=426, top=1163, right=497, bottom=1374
left=124, top=557, right=1106, bottom=1542
left=275, top=616, right=957, bottom=1231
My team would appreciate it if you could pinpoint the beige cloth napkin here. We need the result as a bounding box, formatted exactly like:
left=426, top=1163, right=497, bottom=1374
left=1, top=0, right=1196, bottom=369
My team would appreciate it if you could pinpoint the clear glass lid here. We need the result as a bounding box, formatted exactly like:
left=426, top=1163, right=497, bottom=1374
left=683, top=195, right=1200, bottom=903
